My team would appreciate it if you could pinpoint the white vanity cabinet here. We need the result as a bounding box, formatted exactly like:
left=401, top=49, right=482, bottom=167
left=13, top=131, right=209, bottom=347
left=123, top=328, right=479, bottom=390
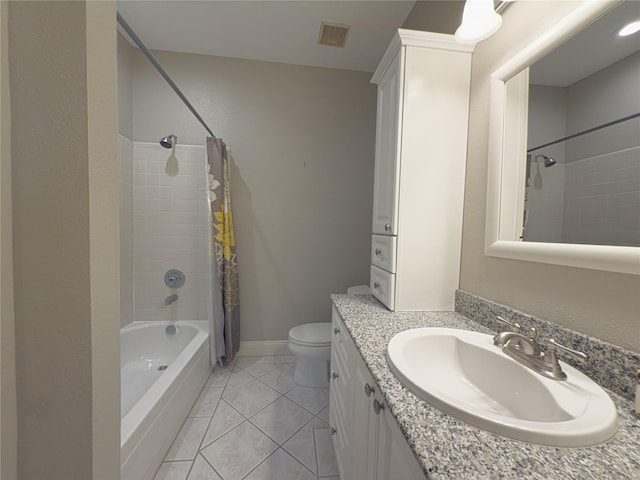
left=330, top=308, right=426, bottom=480
left=370, top=30, right=474, bottom=311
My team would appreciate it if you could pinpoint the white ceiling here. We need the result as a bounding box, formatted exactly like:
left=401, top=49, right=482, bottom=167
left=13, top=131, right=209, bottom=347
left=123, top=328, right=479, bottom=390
left=117, top=1, right=417, bottom=73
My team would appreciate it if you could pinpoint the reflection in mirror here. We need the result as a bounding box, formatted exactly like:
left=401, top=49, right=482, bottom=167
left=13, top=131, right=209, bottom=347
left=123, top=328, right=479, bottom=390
left=522, top=1, right=640, bottom=247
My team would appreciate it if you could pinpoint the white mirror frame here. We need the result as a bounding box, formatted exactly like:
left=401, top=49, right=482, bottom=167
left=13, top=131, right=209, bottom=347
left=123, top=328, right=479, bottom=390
left=486, top=0, right=640, bottom=275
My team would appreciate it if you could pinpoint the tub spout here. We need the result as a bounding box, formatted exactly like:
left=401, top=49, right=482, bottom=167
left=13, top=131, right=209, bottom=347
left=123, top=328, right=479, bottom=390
left=165, top=293, right=178, bottom=306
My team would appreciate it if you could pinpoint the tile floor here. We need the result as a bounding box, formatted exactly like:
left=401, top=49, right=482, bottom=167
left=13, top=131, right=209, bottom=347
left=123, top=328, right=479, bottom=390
left=153, top=355, right=339, bottom=480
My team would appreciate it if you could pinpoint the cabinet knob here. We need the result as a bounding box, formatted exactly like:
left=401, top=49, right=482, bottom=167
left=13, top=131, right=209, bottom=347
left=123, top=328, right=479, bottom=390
left=330, top=427, right=337, bottom=436
left=332, top=372, right=339, bottom=380
left=333, top=327, right=340, bottom=335
left=384, top=224, right=391, bottom=232
left=373, top=282, right=380, bottom=290
left=373, top=399, right=385, bottom=415
left=375, top=248, right=382, bottom=256
left=364, top=383, right=375, bottom=397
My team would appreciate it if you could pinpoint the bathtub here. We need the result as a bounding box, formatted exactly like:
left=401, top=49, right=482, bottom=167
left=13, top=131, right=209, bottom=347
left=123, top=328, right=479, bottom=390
left=120, top=321, right=211, bottom=480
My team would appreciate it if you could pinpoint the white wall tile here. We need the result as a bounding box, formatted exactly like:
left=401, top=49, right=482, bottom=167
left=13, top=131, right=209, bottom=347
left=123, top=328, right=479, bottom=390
left=131, top=142, right=212, bottom=323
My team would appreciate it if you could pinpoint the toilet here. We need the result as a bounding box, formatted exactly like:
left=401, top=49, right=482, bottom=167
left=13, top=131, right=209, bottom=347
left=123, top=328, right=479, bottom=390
left=288, top=322, right=331, bottom=388
left=288, top=285, right=370, bottom=388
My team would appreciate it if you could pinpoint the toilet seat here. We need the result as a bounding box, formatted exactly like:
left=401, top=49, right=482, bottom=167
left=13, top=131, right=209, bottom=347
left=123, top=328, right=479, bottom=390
left=288, top=323, right=331, bottom=347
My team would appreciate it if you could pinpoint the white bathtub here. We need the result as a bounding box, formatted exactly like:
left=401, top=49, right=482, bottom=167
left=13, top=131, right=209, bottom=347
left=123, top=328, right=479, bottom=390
left=120, top=321, right=211, bottom=480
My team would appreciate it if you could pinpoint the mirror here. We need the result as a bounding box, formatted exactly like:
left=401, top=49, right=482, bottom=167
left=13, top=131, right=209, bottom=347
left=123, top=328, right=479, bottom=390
left=524, top=1, right=639, bottom=247
left=486, top=0, right=640, bottom=275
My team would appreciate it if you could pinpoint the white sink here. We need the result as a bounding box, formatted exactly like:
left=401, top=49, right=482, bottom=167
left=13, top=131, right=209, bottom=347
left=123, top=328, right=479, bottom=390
left=386, top=328, right=618, bottom=447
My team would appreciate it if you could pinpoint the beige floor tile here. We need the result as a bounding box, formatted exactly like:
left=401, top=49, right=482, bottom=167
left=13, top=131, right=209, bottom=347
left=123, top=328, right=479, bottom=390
left=186, top=454, right=222, bottom=480
left=200, top=421, right=278, bottom=480
left=189, top=387, right=223, bottom=417
left=244, top=449, right=315, bottom=480
left=222, top=380, right=281, bottom=418
left=201, top=400, right=245, bottom=447
left=223, top=368, right=255, bottom=394
left=206, top=365, right=233, bottom=388
left=250, top=396, right=314, bottom=444
left=153, top=461, right=192, bottom=480
left=283, top=417, right=328, bottom=474
left=285, top=385, right=330, bottom=414
left=165, top=417, right=210, bottom=461
left=316, top=404, right=330, bottom=423
left=240, top=363, right=278, bottom=378
left=259, top=364, right=297, bottom=394
left=236, top=355, right=271, bottom=366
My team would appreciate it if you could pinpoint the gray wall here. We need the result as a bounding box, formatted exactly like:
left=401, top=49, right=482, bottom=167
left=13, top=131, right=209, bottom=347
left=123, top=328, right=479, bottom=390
left=459, top=0, right=640, bottom=353
left=402, top=0, right=464, bottom=33
left=8, top=2, right=121, bottom=477
left=129, top=49, right=376, bottom=342
left=0, top=1, right=17, bottom=477
left=566, top=51, right=640, bottom=161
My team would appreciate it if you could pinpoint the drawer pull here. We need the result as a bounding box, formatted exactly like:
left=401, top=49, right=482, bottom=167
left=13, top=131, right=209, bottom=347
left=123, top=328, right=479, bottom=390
left=364, top=383, right=375, bottom=397
left=333, top=327, right=340, bottom=335
left=373, top=282, right=380, bottom=291
left=375, top=248, right=382, bottom=256
left=373, top=399, right=385, bottom=415
left=332, top=372, right=339, bottom=380
left=384, top=224, right=391, bottom=232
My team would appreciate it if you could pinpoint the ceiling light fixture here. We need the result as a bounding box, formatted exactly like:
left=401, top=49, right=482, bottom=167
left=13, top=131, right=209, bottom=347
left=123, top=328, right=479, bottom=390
left=618, top=20, right=640, bottom=37
left=455, top=0, right=502, bottom=44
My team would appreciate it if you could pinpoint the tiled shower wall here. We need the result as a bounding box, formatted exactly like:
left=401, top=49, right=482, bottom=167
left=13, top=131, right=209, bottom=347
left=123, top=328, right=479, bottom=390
left=562, top=146, right=640, bottom=246
left=118, top=137, right=212, bottom=326
left=524, top=163, right=566, bottom=243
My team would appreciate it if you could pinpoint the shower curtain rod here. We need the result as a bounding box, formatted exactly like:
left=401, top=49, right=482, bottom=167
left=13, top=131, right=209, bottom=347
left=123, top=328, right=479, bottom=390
left=116, top=12, right=217, bottom=139
left=527, top=111, right=640, bottom=153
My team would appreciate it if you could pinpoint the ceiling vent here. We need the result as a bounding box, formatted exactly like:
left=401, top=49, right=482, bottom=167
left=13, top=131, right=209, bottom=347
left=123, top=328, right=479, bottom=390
left=318, top=21, right=350, bottom=48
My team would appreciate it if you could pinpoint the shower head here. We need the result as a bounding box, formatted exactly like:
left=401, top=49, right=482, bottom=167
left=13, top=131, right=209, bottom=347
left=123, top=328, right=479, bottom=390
left=535, top=154, right=557, bottom=168
left=160, top=134, right=177, bottom=149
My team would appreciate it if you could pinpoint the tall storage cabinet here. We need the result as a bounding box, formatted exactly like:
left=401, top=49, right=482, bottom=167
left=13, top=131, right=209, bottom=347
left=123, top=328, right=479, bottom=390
left=370, top=30, right=474, bottom=311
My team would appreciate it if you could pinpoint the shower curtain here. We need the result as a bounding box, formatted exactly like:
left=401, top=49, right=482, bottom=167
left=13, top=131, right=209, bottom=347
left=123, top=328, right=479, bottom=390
left=207, top=137, right=240, bottom=364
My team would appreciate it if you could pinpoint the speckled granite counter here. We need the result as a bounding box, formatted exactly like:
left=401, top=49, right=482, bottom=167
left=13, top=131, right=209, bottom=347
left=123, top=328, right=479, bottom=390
left=331, top=293, right=640, bottom=480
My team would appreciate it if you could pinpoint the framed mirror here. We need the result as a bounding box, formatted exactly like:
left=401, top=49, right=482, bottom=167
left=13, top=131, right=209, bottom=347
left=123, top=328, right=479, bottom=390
left=486, top=0, right=640, bottom=275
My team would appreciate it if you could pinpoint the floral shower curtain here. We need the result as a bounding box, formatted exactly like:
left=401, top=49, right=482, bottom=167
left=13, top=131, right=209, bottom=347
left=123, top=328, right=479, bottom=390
left=207, top=137, right=240, bottom=363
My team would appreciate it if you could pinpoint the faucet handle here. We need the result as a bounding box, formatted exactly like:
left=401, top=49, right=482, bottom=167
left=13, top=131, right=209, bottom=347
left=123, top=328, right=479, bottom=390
left=496, top=316, right=522, bottom=333
left=547, top=339, right=588, bottom=362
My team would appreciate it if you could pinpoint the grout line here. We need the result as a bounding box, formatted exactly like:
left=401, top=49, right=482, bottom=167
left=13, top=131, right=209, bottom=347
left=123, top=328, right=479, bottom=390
left=312, top=426, right=320, bottom=480
left=238, top=447, right=279, bottom=480
left=196, top=452, right=225, bottom=480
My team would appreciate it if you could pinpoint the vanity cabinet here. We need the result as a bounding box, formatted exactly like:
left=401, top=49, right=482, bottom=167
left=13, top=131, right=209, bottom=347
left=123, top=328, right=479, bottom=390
left=370, top=30, right=474, bottom=311
left=330, top=308, right=426, bottom=480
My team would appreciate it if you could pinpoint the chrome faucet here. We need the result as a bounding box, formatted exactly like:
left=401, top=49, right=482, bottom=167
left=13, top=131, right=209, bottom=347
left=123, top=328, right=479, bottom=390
left=165, top=293, right=178, bottom=306
left=493, top=316, right=588, bottom=381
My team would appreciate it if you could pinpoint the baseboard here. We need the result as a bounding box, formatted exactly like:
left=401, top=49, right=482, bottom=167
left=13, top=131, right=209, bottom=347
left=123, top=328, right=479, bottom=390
left=238, top=340, right=291, bottom=356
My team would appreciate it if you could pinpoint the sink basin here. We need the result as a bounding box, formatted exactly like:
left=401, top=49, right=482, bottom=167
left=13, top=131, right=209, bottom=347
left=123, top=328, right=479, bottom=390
left=386, top=328, right=618, bottom=447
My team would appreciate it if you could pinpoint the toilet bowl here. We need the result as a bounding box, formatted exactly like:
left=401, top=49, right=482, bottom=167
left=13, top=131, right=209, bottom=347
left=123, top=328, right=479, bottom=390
left=288, top=322, right=331, bottom=388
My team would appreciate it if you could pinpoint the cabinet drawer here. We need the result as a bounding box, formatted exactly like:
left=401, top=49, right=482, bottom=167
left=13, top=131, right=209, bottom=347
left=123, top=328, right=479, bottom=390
left=371, top=235, right=397, bottom=272
left=370, top=265, right=396, bottom=310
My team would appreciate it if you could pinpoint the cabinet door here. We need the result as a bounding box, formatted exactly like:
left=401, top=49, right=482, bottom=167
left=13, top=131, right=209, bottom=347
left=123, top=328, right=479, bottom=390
left=350, top=358, right=377, bottom=480
left=376, top=399, right=426, bottom=480
left=372, top=51, right=401, bottom=236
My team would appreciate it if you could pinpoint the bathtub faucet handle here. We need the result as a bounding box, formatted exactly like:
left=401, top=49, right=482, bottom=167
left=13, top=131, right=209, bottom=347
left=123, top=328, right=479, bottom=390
left=165, top=293, right=179, bottom=306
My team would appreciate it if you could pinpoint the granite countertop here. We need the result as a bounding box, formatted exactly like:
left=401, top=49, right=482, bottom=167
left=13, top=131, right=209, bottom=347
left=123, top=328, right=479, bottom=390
left=331, top=294, right=640, bottom=480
